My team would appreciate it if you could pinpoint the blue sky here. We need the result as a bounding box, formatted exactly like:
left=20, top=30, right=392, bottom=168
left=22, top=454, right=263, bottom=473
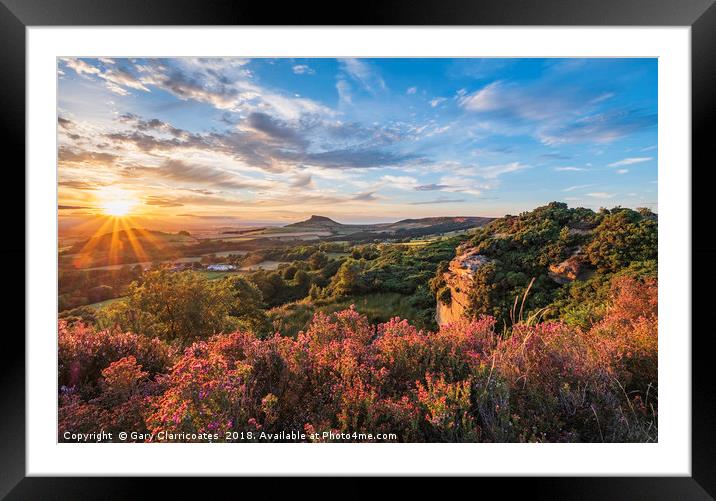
left=57, top=57, right=657, bottom=227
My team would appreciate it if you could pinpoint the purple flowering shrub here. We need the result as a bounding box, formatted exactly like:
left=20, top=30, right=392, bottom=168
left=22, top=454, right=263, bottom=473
left=58, top=276, right=657, bottom=442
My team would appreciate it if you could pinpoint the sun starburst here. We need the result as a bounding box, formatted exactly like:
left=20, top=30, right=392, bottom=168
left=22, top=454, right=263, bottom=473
left=97, top=188, right=137, bottom=217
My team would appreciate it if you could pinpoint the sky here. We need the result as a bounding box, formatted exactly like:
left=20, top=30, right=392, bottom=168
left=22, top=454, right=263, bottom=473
left=57, top=57, right=657, bottom=231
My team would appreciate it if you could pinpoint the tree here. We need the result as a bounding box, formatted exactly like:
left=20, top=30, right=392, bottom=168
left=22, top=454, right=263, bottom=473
left=585, top=210, right=657, bottom=273
left=282, top=265, right=298, bottom=280
left=98, top=270, right=233, bottom=344
left=224, top=275, right=271, bottom=336
left=292, top=270, right=312, bottom=299
left=308, top=251, right=329, bottom=270
left=330, top=259, right=365, bottom=297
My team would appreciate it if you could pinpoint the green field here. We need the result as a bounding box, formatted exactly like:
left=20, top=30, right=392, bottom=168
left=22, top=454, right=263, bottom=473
left=195, top=270, right=236, bottom=281
left=325, top=251, right=350, bottom=259
left=87, top=297, right=125, bottom=309
left=268, top=292, right=424, bottom=338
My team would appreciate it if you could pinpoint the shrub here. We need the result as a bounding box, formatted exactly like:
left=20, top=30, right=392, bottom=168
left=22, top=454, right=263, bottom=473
left=58, top=321, right=173, bottom=400
left=59, top=275, right=657, bottom=443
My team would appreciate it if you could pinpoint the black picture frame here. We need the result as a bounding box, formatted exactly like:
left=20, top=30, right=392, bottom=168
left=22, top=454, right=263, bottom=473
left=2, top=0, right=714, bottom=498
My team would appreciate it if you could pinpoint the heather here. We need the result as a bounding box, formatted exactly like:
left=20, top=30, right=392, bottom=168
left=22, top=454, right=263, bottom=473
left=58, top=274, right=657, bottom=443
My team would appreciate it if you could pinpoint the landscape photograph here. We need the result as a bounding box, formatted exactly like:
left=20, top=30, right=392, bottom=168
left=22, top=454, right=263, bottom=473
left=57, top=57, right=658, bottom=443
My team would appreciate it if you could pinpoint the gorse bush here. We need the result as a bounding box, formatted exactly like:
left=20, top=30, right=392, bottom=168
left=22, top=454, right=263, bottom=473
left=463, top=202, right=657, bottom=326
left=59, top=275, right=657, bottom=443
left=585, top=210, right=657, bottom=273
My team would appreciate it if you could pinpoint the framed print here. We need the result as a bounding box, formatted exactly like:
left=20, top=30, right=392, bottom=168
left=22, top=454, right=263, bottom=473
left=3, top=0, right=716, bottom=497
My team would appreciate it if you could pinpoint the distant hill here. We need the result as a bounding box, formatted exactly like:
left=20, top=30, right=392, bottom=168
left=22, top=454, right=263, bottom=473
left=285, top=215, right=347, bottom=229
left=286, top=215, right=493, bottom=230
left=383, top=216, right=494, bottom=231
left=283, top=214, right=495, bottom=240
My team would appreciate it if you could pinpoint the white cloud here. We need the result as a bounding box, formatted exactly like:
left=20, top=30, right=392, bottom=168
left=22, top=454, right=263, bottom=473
left=458, top=81, right=503, bottom=112
left=562, top=184, right=593, bottom=192
left=460, top=161, right=528, bottom=179
left=586, top=192, right=616, bottom=198
left=339, top=58, right=386, bottom=92
left=63, top=58, right=100, bottom=76
left=616, top=169, right=629, bottom=174
left=554, top=166, right=586, bottom=172
left=63, top=57, right=326, bottom=120
left=589, top=92, right=614, bottom=104
left=63, top=58, right=151, bottom=96
left=608, top=156, right=653, bottom=167
left=336, top=80, right=352, bottom=106
left=292, top=64, right=315, bottom=75
left=381, top=175, right=418, bottom=190
left=406, top=87, right=417, bottom=95
left=429, top=97, right=447, bottom=108
left=456, top=79, right=655, bottom=147
left=437, top=176, right=484, bottom=196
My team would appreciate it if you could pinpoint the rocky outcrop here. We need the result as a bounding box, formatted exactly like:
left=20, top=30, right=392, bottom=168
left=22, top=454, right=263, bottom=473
left=436, top=247, right=490, bottom=326
left=548, top=250, right=593, bottom=284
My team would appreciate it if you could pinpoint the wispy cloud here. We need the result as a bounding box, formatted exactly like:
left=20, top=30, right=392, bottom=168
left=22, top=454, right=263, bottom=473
left=381, top=175, right=418, bottom=190
left=456, top=74, right=655, bottom=146
left=339, top=58, right=386, bottom=93
left=562, top=184, right=593, bottom=192
left=410, top=198, right=465, bottom=205
left=589, top=92, right=614, bottom=104
left=127, top=159, right=272, bottom=191
left=414, top=183, right=449, bottom=191
left=63, top=57, right=150, bottom=96
left=539, top=110, right=656, bottom=146
left=608, top=157, right=653, bottom=167
left=458, top=162, right=528, bottom=179
left=458, top=81, right=503, bottom=112
left=352, top=191, right=380, bottom=202
left=63, top=57, right=330, bottom=120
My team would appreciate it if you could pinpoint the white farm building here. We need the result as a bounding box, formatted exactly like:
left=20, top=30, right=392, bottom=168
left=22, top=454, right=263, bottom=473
left=206, top=264, right=236, bottom=271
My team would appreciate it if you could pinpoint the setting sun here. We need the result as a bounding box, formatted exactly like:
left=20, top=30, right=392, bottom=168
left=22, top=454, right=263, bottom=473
left=102, top=200, right=134, bottom=216
left=97, top=188, right=137, bottom=217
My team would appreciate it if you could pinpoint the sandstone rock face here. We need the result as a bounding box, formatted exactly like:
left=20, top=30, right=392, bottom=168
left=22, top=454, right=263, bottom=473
left=548, top=250, right=593, bottom=284
left=548, top=256, right=582, bottom=284
left=436, top=247, right=490, bottom=326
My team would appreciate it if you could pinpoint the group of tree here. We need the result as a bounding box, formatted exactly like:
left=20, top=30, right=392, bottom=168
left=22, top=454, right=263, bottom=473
left=97, top=270, right=271, bottom=343
left=59, top=265, right=144, bottom=311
